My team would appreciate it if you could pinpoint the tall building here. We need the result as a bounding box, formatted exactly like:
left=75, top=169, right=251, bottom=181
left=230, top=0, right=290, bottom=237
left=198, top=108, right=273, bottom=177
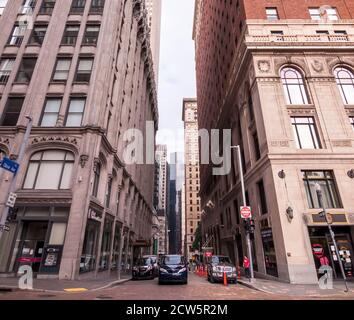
left=182, top=98, right=201, bottom=260
left=145, top=0, right=162, bottom=81
left=0, top=0, right=158, bottom=280
left=155, top=144, right=168, bottom=254
left=194, top=0, right=354, bottom=284
left=168, top=153, right=177, bottom=254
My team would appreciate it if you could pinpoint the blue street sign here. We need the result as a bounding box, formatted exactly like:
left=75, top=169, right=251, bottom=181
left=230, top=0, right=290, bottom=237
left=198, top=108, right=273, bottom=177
left=0, top=157, right=20, bottom=174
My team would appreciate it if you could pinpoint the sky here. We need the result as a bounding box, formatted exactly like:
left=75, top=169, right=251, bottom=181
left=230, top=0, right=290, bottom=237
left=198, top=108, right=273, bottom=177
left=156, top=0, right=196, bottom=157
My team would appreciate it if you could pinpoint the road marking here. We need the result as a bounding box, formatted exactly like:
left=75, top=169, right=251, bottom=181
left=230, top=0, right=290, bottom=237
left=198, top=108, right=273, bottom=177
left=64, top=288, right=88, bottom=292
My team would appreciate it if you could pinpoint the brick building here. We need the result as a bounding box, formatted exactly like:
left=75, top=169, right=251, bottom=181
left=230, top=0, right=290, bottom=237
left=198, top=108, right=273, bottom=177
left=194, top=0, right=354, bottom=283
left=0, top=0, right=158, bottom=280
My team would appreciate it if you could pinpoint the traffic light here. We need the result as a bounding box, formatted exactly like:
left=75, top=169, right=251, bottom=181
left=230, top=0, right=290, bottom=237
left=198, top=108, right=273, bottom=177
left=243, top=219, right=255, bottom=234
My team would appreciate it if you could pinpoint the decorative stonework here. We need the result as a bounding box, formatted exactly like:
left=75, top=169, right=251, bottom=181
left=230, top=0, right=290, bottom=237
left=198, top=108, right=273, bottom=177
left=347, top=213, right=354, bottom=224
left=331, top=140, right=352, bottom=148
left=31, top=136, right=78, bottom=146
left=257, top=60, right=271, bottom=73
left=270, top=140, right=290, bottom=148
left=287, top=108, right=316, bottom=115
left=311, top=59, right=324, bottom=73
left=0, top=136, right=10, bottom=146
left=79, top=154, right=89, bottom=168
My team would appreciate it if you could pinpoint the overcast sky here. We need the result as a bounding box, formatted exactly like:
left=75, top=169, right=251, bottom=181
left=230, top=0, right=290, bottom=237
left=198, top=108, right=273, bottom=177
left=156, top=0, right=196, bottom=157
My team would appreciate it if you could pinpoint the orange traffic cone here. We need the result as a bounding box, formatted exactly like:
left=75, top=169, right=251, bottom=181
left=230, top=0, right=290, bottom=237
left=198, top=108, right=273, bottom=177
left=223, top=271, right=228, bottom=286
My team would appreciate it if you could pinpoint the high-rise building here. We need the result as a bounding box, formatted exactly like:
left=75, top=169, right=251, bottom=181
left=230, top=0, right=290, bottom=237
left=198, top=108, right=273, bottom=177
left=155, top=144, right=169, bottom=254
left=168, top=153, right=177, bottom=254
left=182, top=98, right=201, bottom=260
left=145, top=0, right=162, bottom=81
left=0, top=0, right=158, bottom=280
left=194, top=0, right=354, bottom=284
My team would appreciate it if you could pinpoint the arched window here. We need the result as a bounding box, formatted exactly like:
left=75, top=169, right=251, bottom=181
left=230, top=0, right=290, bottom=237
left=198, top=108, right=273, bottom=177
left=281, top=67, right=309, bottom=105
left=334, top=67, right=354, bottom=105
left=23, top=150, right=74, bottom=190
left=0, top=149, right=5, bottom=161
left=92, top=161, right=101, bottom=197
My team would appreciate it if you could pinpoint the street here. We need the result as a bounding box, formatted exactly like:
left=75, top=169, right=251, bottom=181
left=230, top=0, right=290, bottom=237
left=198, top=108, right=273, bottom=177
left=1, top=273, right=354, bottom=300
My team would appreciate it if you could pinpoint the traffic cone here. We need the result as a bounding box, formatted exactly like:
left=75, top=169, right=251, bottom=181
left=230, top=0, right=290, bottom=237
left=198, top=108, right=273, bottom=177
left=237, top=266, right=241, bottom=280
left=223, top=271, right=228, bottom=286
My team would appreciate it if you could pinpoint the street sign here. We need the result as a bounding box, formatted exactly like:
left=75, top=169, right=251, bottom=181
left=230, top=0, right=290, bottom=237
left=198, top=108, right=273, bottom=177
left=0, top=157, right=20, bottom=174
left=6, top=192, right=17, bottom=208
left=240, top=206, right=252, bottom=219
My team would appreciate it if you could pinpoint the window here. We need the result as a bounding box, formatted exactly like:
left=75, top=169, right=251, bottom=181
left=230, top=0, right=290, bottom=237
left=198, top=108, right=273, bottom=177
left=40, top=98, right=61, bottom=126
left=326, top=8, right=339, bottom=20
left=29, top=25, right=47, bottom=45
left=99, top=218, right=112, bottom=271
left=39, top=0, right=55, bottom=14
left=309, top=8, right=321, bottom=20
left=65, top=98, right=85, bottom=126
left=0, top=149, right=5, bottom=161
left=350, top=117, right=354, bottom=131
left=1, top=97, right=24, bottom=126
left=90, top=0, right=105, bottom=14
left=309, top=7, right=339, bottom=20
left=83, top=25, right=100, bottom=45
left=15, top=57, right=37, bottom=83
left=20, top=0, right=36, bottom=14
left=0, top=0, right=8, bottom=15
left=105, top=177, right=112, bottom=208
left=257, top=180, right=268, bottom=215
left=303, top=171, right=342, bottom=209
left=291, top=117, right=321, bottom=149
left=23, top=150, right=74, bottom=190
left=61, top=25, right=80, bottom=45
left=70, top=0, right=85, bottom=13
left=334, top=67, right=354, bottom=105
left=81, top=219, right=100, bottom=273
left=281, top=67, right=309, bottom=105
left=266, top=8, right=279, bottom=20
left=0, top=58, right=15, bottom=84
left=52, top=58, right=71, bottom=82
left=8, top=25, right=26, bottom=46
left=252, top=132, right=261, bottom=160
left=75, top=58, right=93, bottom=82
left=92, top=162, right=101, bottom=197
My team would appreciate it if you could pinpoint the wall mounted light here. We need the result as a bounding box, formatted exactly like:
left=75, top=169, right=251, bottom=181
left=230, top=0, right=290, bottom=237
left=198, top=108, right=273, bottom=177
left=348, top=169, right=354, bottom=179
left=286, top=206, right=294, bottom=222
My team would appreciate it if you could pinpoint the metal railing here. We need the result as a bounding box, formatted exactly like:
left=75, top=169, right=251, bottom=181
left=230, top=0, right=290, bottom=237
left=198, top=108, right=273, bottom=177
left=246, top=33, right=352, bottom=43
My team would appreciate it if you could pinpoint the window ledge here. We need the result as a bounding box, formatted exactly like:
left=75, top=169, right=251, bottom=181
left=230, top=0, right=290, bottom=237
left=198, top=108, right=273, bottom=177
left=286, top=104, right=315, bottom=109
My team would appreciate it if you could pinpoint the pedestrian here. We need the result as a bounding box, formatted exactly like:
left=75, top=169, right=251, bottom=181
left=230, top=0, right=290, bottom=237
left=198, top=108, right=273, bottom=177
left=319, top=255, right=330, bottom=266
left=243, top=256, right=251, bottom=280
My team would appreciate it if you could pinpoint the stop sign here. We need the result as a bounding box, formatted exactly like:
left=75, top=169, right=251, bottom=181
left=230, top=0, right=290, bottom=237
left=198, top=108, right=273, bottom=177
left=240, top=206, right=252, bottom=219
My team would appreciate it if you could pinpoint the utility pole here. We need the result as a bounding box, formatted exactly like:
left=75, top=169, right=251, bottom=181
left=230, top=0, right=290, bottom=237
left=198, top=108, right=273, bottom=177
left=0, top=116, right=33, bottom=241
left=231, top=146, right=254, bottom=280
left=315, top=183, right=348, bottom=292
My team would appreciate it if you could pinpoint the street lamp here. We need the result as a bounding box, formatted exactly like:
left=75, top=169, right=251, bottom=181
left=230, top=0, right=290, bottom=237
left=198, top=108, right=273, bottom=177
left=231, top=145, right=254, bottom=281
left=315, top=183, right=349, bottom=292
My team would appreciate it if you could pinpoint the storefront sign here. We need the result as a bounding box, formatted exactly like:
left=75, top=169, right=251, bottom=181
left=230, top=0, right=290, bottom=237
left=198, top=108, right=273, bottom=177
left=88, top=208, right=103, bottom=222
left=261, top=228, right=273, bottom=239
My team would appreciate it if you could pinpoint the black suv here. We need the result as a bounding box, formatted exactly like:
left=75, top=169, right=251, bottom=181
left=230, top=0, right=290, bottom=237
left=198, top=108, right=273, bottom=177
left=132, top=257, right=156, bottom=280
left=207, top=255, right=237, bottom=284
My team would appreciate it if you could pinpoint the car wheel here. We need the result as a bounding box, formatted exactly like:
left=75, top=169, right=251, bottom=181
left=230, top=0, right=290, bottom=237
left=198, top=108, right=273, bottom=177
left=210, top=275, right=215, bottom=283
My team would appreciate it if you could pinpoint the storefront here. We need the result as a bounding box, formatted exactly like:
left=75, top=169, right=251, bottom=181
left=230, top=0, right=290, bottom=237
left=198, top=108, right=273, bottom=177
left=99, top=215, right=113, bottom=271
left=260, top=228, right=278, bottom=277
left=309, top=226, right=354, bottom=279
left=0, top=206, right=69, bottom=275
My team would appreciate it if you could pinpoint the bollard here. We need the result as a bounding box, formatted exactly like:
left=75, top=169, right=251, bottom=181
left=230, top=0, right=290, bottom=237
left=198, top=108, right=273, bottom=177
left=223, top=271, right=228, bottom=286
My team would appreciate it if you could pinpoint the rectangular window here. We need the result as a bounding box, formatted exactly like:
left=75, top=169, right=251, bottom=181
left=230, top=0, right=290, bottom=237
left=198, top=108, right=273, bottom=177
left=29, top=25, right=47, bottom=45
left=253, top=132, right=261, bottom=160
left=1, top=97, right=24, bottom=126
left=39, top=0, right=55, bottom=14
left=15, top=57, right=37, bottom=83
left=75, top=58, right=93, bottom=82
left=309, top=7, right=339, bottom=20
left=266, top=7, right=279, bottom=20
left=20, top=0, right=36, bottom=14
left=61, top=25, right=80, bottom=45
left=303, top=171, right=342, bottom=209
left=90, top=0, right=105, bottom=14
left=52, top=58, right=71, bottom=82
left=350, top=117, right=354, bottom=131
left=309, top=8, right=321, bottom=20
left=40, top=98, right=61, bottom=127
left=0, top=58, right=15, bottom=84
left=83, top=25, right=100, bottom=45
left=326, top=8, right=339, bottom=20
left=70, top=0, right=86, bottom=13
left=8, top=25, right=26, bottom=46
left=65, top=98, right=85, bottom=126
left=0, top=0, right=8, bottom=15
left=291, top=117, right=321, bottom=149
left=257, top=180, right=268, bottom=215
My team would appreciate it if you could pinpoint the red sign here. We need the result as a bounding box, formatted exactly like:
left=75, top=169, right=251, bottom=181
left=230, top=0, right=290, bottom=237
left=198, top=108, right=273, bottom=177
left=205, top=252, right=212, bottom=258
left=240, top=206, right=252, bottom=219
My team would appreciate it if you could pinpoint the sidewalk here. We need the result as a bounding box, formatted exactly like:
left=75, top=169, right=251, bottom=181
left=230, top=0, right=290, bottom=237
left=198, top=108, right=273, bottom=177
left=0, top=272, right=131, bottom=293
left=238, top=277, right=354, bottom=298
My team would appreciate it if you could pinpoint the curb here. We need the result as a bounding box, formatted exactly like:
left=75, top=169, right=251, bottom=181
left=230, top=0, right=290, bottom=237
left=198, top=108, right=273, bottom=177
left=0, top=277, right=131, bottom=294
left=237, top=279, right=274, bottom=294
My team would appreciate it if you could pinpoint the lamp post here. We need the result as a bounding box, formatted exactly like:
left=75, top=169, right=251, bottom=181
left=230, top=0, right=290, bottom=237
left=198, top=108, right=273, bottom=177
left=315, top=183, right=348, bottom=292
left=231, top=145, right=254, bottom=280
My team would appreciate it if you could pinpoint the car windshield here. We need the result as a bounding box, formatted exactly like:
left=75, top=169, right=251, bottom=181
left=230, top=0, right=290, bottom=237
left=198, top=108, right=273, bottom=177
left=136, top=258, right=151, bottom=266
left=212, top=256, right=231, bottom=264
left=162, top=255, right=185, bottom=265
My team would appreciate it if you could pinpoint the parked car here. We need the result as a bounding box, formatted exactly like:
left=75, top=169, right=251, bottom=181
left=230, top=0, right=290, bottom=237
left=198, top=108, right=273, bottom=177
left=132, top=257, right=156, bottom=280
left=207, top=255, right=237, bottom=284
left=158, top=255, right=188, bottom=285
left=143, top=255, right=158, bottom=277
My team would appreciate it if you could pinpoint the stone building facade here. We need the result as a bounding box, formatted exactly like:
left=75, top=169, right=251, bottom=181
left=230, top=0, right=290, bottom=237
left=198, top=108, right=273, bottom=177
left=182, top=98, right=201, bottom=260
left=0, top=0, right=158, bottom=280
left=194, top=0, right=354, bottom=284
